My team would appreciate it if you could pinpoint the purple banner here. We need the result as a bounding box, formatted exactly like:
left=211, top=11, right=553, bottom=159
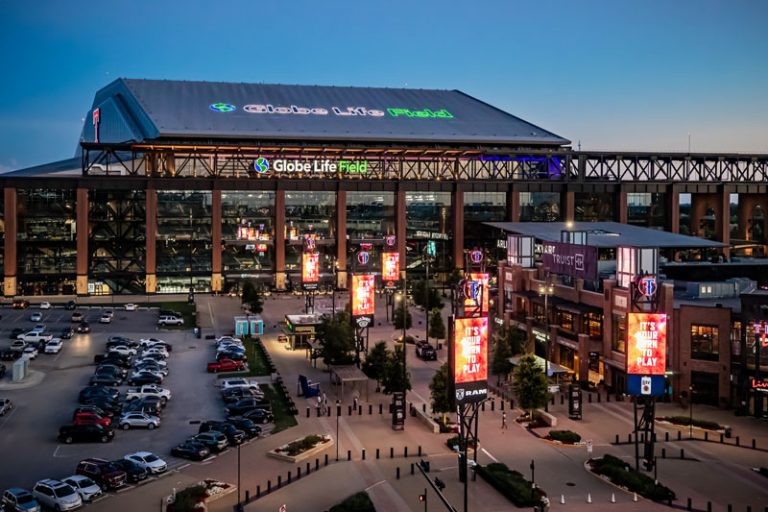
left=541, top=242, right=598, bottom=280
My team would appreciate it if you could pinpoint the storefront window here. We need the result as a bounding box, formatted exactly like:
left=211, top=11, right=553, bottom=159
left=612, top=314, right=626, bottom=353
left=691, top=324, right=719, bottom=361
left=731, top=321, right=741, bottom=358
left=222, top=191, right=275, bottom=275
left=584, top=311, right=603, bottom=339
left=559, top=346, right=575, bottom=370
left=532, top=302, right=546, bottom=325
left=627, top=193, right=666, bottom=229
left=157, top=191, right=212, bottom=275
left=556, top=310, right=575, bottom=332
left=519, top=192, right=560, bottom=221
left=464, top=192, right=506, bottom=260
left=576, top=192, right=615, bottom=222
left=405, top=191, right=452, bottom=273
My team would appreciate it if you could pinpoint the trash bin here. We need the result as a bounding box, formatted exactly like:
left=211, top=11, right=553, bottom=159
left=724, top=427, right=732, bottom=438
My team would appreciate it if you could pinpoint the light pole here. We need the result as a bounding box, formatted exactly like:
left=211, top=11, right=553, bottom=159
left=689, top=385, right=694, bottom=438
left=538, top=279, right=554, bottom=411
left=425, top=246, right=430, bottom=349
left=336, top=400, right=341, bottom=461
left=331, top=254, right=337, bottom=320
left=237, top=443, right=241, bottom=508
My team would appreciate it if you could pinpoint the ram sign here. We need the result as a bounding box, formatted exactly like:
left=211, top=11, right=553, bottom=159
left=451, top=316, right=488, bottom=404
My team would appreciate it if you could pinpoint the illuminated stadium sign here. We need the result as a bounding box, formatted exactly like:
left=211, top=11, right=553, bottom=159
left=301, top=253, right=319, bottom=290
left=452, top=316, right=488, bottom=404
left=253, top=158, right=368, bottom=175
left=626, top=313, right=667, bottom=376
left=210, top=103, right=453, bottom=119
left=351, top=274, right=375, bottom=328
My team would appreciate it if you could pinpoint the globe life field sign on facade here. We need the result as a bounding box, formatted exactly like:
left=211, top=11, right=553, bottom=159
left=452, top=316, right=489, bottom=404
left=626, top=313, right=667, bottom=396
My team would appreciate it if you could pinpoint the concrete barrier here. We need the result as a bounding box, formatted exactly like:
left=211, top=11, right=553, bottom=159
left=537, top=409, right=558, bottom=427
left=411, top=403, right=440, bottom=434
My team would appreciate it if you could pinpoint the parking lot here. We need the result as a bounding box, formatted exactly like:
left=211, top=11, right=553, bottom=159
left=0, top=302, right=257, bottom=492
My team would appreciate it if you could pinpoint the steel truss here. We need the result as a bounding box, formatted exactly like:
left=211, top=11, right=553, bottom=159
left=633, top=396, right=657, bottom=471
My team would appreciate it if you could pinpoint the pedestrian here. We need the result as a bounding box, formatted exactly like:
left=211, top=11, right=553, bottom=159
left=353, top=390, right=360, bottom=410
left=317, top=394, right=323, bottom=415
left=501, top=411, right=508, bottom=430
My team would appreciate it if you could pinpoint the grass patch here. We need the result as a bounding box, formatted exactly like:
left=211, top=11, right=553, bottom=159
left=477, top=463, right=546, bottom=507
left=590, top=454, right=675, bottom=502
left=262, top=383, right=298, bottom=434
left=329, top=491, right=376, bottom=512
left=218, top=337, right=270, bottom=378
left=547, top=430, right=582, bottom=444
left=661, top=416, right=723, bottom=431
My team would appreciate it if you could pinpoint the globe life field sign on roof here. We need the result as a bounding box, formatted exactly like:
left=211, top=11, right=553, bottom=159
left=209, top=102, right=454, bottom=119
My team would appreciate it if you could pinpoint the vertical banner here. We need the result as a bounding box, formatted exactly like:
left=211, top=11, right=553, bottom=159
left=351, top=274, right=375, bottom=328
left=626, top=313, right=667, bottom=376
left=463, top=272, right=489, bottom=316
left=302, top=252, right=319, bottom=290
left=381, top=252, right=400, bottom=285
left=451, top=316, right=488, bottom=403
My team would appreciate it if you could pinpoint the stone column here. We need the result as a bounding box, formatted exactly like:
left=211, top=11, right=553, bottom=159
left=562, top=190, right=575, bottom=222
left=76, top=188, right=89, bottom=296
left=396, top=188, right=406, bottom=277
left=578, top=333, right=590, bottom=384
left=3, top=188, right=17, bottom=296
left=145, top=188, right=157, bottom=294
left=506, top=188, right=520, bottom=222
left=211, top=190, right=222, bottom=293
left=336, top=190, right=347, bottom=289
left=274, top=190, right=286, bottom=290
left=453, top=186, right=464, bottom=270
left=617, top=188, right=628, bottom=224
left=718, top=186, right=731, bottom=257
left=668, top=185, right=680, bottom=234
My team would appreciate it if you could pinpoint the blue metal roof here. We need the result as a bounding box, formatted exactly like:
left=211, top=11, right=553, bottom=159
left=80, top=78, right=569, bottom=146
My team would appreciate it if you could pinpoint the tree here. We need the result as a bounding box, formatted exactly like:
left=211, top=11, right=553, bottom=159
left=362, top=341, right=388, bottom=390
left=491, top=332, right=513, bottom=385
left=412, top=279, right=444, bottom=311
left=241, top=280, right=263, bottom=314
left=393, top=302, right=412, bottom=330
left=381, top=345, right=411, bottom=394
left=512, top=353, right=549, bottom=419
left=429, top=362, right=454, bottom=425
left=446, top=268, right=463, bottom=304
left=428, top=308, right=446, bottom=340
left=317, top=314, right=355, bottom=366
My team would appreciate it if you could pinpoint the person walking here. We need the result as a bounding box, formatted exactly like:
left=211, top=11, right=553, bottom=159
left=501, top=411, right=508, bottom=431
left=317, top=394, right=323, bottom=416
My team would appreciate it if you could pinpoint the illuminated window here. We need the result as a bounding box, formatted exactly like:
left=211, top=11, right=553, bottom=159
left=612, top=314, right=626, bottom=353
left=584, top=311, right=603, bottom=339
left=556, top=310, right=575, bottom=332
left=691, top=324, right=719, bottom=361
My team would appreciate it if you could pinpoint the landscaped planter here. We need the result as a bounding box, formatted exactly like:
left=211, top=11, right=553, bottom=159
left=267, top=434, right=334, bottom=463
left=587, top=455, right=675, bottom=502
left=165, top=480, right=236, bottom=512
left=656, top=416, right=729, bottom=434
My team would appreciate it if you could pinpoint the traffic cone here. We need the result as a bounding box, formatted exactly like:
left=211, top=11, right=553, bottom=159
left=560, top=494, right=565, bottom=504
left=611, top=493, right=616, bottom=503
left=587, top=493, right=592, bottom=503
left=633, top=492, right=638, bottom=502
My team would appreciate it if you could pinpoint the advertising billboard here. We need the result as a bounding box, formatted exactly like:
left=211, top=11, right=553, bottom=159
left=542, top=241, right=598, bottom=280
left=626, top=313, right=667, bottom=376
left=381, top=252, right=400, bottom=283
left=452, top=316, right=488, bottom=403
left=463, top=273, right=489, bottom=316
left=301, top=252, right=319, bottom=289
left=351, top=274, right=375, bottom=327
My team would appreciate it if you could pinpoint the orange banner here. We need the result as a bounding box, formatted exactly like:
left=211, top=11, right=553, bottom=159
left=381, top=252, right=400, bottom=282
left=453, top=317, right=488, bottom=384
left=626, top=313, right=667, bottom=375
left=463, top=272, right=489, bottom=315
left=302, top=252, right=319, bottom=284
left=351, top=274, right=375, bottom=317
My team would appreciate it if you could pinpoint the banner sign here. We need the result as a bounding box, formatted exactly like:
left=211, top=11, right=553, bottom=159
left=382, top=252, right=400, bottom=285
left=463, top=272, right=489, bottom=316
left=542, top=241, right=598, bottom=280
left=751, top=378, right=768, bottom=392
left=627, top=374, right=666, bottom=397
left=626, top=313, right=667, bottom=376
left=301, top=252, right=319, bottom=289
left=452, top=316, right=488, bottom=404
left=351, top=274, right=375, bottom=327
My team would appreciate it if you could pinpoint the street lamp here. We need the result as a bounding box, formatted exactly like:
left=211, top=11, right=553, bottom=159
left=688, top=385, right=694, bottom=439
left=336, top=399, right=341, bottom=461
left=538, top=279, right=555, bottom=411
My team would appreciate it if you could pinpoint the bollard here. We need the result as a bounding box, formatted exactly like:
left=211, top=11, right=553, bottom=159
left=491, top=400, right=495, bottom=411
left=752, top=438, right=756, bottom=449
left=297, top=466, right=301, bottom=479
left=720, top=433, right=724, bottom=443
left=348, top=405, right=353, bottom=415
left=277, top=475, right=282, bottom=488
left=316, top=458, right=320, bottom=470
left=390, top=447, right=394, bottom=458
left=404, top=446, right=408, bottom=457
left=511, top=399, right=515, bottom=409
left=597, top=392, right=601, bottom=403
left=736, top=436, right=740, bottom=447
left=306, top=407, right=310, bottom=418
left=347, top=450, right=351, bottom=461
left=327, top=406, right=331, bottom=417
left=680, top=448, right=685, bottom=459
left=587, top=493, right=592, bottom=503
left=287, top=471, right=291, bottom=483
left=653, top=433, right=657, bottom=442
left=418, top=445, right=422, bottom=456
left=316, top=406, right=321, bottom=417
left=628, top=433, right=632, bottom=443
left=245, top=490, right=250, bottom=503
left=500, top=400, right=505, bottom=411
left=661, top=448, right=666, bottom=458
left=560, top=394, right=564, bottom=405
left=615, top=434, right=619, bottom=444
left=257, top=485, right=261, bottom=498
left=686, top=497, right=692, bottom=510
left=396, top=467, right=400, bottom=480
left=423, top=403, right=427, bottom=412
left=727, top=504, right=732, bottom=512
left=267, top=480, right=271, bottom=493
left=665, top=432, right=669, bottom=442
left=411, top=463, right=414, bottom=475
left=376, top=448, right=380, bottom=459
left=677, top=431, right=682, bottom=441
left=551, top=396, right=555, bottom=405
left=369, top=404, right=373, bottom=415
left=306, top=462, right=311, bottom=474
left=362, top=449, right=366, bottom=460
left=607, top=392, right=610, bottom=402
left=704, top=432, right=708, bottom=441
left=707, top=501, right=711, bottom=512
left=325, top=454, right=328, bottom=466
left=379, top=403, right=383, bottom=414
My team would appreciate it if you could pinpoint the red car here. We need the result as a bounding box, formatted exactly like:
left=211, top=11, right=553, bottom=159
left=73, top=411, right=112, bottom=427
left=207, top=358, right=246, bottom=373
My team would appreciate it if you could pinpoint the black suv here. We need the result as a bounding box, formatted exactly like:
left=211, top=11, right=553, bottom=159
left=76, top=458, right=127, bottom=489
left=59, top=424, right=115, bottom=444
left=415, top=341, right=438, bottom=361
left=65, top=300, right=77, bottom=310
left=109, top=458, right=148, bottom=483
left=225, top=417, right=262, bottom=438
left=198, top=421, right=247, bottom=445
left=79, top=385, right=119, bottom=403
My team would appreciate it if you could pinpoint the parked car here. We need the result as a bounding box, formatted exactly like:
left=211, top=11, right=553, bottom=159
left=0, top=398, right=13, bottom=416
left=60, top=327, right=74, bottom=339
left=139, top=337, right=166, bottom=347
left=22, top=346, right=39, bottom=359
left=207, top=358, right=246, bottom=373
left=220, top=377, right=261, bottom=392
left=108, top=458, right=147, bottom=484
left=141, top=346, right=169, bottom=359
left=72, top=412, right=112, bottom=427
left=216, top=349, right=247, bottom=362
left=227, top=417, right=262, bottom=438
left=59, top=424, right=114, bottom=444
left=75, top=458, right=127, bottom=490
left=170, top=440, right=210, bottom=461
left=31, top=480, right=82, bottom=511
left=29, top=312, right=43, bottom=322
left=11, top=299, right=30, bottom=309
left=78, top=385, right=120, bottom=403
left=138, top=353, right=168, bottom=366
left=132, top=362, right=169, bottom=377
left=189, top=432, right=229, bottom=452
left=10, top=327, right=26, bottom=339
left=226, top=397, right=272, bottom=417
left=198, top=421, right=246, bottom=445
left=71, top=312, right=84, bottom=322
left=78, top=397, right=121, bottom=416
left=88, top=373, right=122, bottom=387
left=108, top=345, right=136, bottom=357
left=76, top=322, right=90, bottom=334
left=17, top=332, right=52, bottom=344
left=30, top=324, right=46, bottom=334
left=0, top=349, right=17, bottom=361
left=73, top=404, right=114, bottom=419
left=122, top=397, right=163, bottom=417
left=124, top=452, right=167, bottom=474
left=158, top=315, right=184, bottom=326
left=39, top=301, right=51, bottom=310
left=1, top=487, right=41, bottom=512
left=93, top=353, right=132, bottom=368
left=221, top=387, right=263, bottom=404
left=125, top=384, right=171, bottom=402
left=61, top=475, right=102, bottom=502
left=98, top=314, right=112, bottom=324
left=139, top=339, right=172, bottom=352
left=65, top=301, right=77, bottom=310
left=44, top=338, right=63, bottom=354
left=118, top=412, right=160, bottom=430
left=238, top=408, right=274, bottom=424
left=124, top=303, right=137, bottom=311
left=128, top=371, right=163, bottom=386
left=10, top=340, right=27, bottom=353
left=108, top=335, right=136, bottom=345
left=95, top=364, right=128, bottom=379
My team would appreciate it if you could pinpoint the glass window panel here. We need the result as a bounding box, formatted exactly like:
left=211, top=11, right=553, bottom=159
left=157, top=191, right=212, bottom=273
left=405, top=191, right=452, bottom=273
left=519, top=192, right=561, bottom=221
left=222, top=191, right=275, bottom=273
left=17, top=189, right=77, bottom=276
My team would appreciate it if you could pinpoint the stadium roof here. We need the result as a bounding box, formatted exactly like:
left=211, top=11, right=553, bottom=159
left=79, top=78, right=569, bottom=147
left=486, top=221, right=727, bottom=249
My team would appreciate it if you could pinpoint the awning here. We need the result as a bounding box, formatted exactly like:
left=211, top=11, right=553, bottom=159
left=509, top=355, right=570, bottom=375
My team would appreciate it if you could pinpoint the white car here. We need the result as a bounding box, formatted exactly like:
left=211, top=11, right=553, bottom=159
left=29, top=312, right=43, bottom=322
left=220, top=377, right=261, bottom=392
left=23, top=346, right=39, bottom=359
left=135, top=356, right=167, bottom=368
left=98, top=314, right=112, bottom=324
left=215, top=335, right=242, bottom=344
left=124, top=452, right=167, bottom=474
left=32, top=479, right=82, bottom=511
left=157, top=315, right=184, bottom=326
left=62, top=475, right=102, bottom=502
left=44, top=338, right=63, bottom=354
left=217, top=340, right=244, bottom=351
left=124, top=303, right=137, bottom=311
left=109, top=345, right=136, bottom=356
left=103, top=310, right=114, bottom=319
left=139, top=337, right=166, bottom=347
left=39, top=301, right=51, bottom=310
left=141, top=346, right=169, bottom=358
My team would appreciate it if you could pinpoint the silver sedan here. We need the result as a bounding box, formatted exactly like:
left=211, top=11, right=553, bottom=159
left=118, top=412, right=161, bottom=430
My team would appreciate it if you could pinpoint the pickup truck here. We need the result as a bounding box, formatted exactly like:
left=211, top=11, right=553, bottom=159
left=16, top=331, right=53, bottom=344
left=125, top=385, right=172, bottom=402
left=207, top=358, right=246, bottom=373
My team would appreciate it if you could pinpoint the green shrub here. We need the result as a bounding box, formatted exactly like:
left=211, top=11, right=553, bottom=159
left=446, top=435, right=467, bottom=451
left=329, top=491, right=376, bottom=512
left=168, top=484, right=206, bottom=512
left=284, top=435, right=324, bottom=456
left=591, top=455, right=676, bottom=502
left=548, top=430, right=582, bottom=444
left=661, top=416, right=723, bottom=431
left=476, top=463, right=545, bottom=507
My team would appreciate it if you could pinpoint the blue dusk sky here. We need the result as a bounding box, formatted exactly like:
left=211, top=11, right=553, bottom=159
left=0, top=0, right=766, bottom=171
